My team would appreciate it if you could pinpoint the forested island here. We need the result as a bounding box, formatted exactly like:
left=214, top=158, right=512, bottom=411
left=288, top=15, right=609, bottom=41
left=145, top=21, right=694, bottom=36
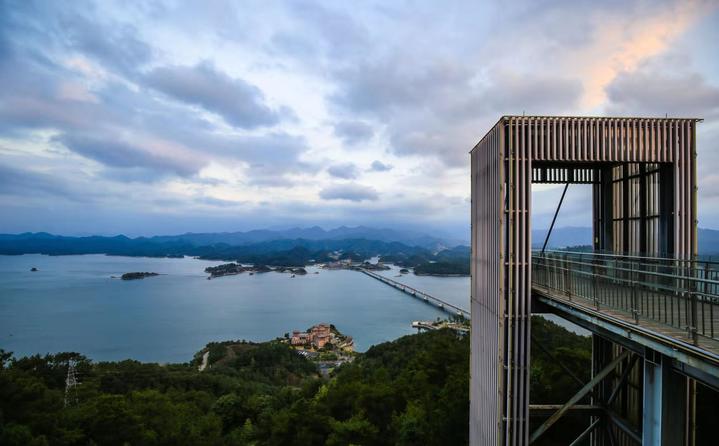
left=0, top=318, right=613, bottom=445
left=205, top=263, right=307, bottom=278
left=120, top=272, right=159, bottom=280
left=413, top=261, right=469, bottom=276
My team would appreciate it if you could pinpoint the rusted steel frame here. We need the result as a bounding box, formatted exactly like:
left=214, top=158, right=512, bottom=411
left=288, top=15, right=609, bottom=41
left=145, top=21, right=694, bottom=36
left=529, top=350, right=631, bottom=444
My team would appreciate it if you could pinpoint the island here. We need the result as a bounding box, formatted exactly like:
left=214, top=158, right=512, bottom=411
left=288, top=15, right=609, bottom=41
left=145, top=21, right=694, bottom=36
left=274, top=266, right=308, bottom=275
left=205, top=262, right=309, bottom=279
left=413, top=261, right=469, bottom=276
left=204, top=262, right=245, bottom=278
left=120, top=272, right=159, bottom=280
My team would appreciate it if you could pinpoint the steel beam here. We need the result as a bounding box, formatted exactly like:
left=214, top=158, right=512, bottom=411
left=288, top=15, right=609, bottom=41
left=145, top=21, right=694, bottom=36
left=540, top=182, right=569, bottom=254
left=529, top=350, right=630, bottom=444
left=534, top=293, right=719, bottom=380
left=528, top=404, right=603, bottom=417
left=569, top=418, right=601, bottom=446
left=606, top=410, right=642, bottom=444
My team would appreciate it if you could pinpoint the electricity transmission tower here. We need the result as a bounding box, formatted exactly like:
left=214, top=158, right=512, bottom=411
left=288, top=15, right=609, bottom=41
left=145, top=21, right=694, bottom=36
left=64, top=359, right=79, bottom=408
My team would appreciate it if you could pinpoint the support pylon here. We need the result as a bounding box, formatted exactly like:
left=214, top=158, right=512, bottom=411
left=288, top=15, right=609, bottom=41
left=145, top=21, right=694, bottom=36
left=64, top=359, right=79, bottom=408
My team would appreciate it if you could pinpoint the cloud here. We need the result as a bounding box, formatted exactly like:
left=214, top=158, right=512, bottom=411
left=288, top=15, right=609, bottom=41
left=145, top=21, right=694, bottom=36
left=333, top=120, right=374, bottom=145
left=62, top=14, right=152, bottom=77
left=605, top=69, right=719, bottom=118
left=319, top=183, right=378, bottom=202
left=145, top=61, right=289, bottom=129
left=369, top=160, right=393, bottom=172
left=0, top=0, right=718, bottom=236
left=0, top=163, right=75, bottom=199
left=331, top=57, right=471, bottom=115
left=327, top=162, right=360, bottom=179
left=285, top=1, right=369, bottom=58
left=55, top=133, right=205, bottom=177
left=329, top=52, right=583, bottom=165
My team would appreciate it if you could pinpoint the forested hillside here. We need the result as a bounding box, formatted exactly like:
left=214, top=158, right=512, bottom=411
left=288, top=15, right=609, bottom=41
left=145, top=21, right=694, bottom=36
left=1, top=318, right=591, bottom=445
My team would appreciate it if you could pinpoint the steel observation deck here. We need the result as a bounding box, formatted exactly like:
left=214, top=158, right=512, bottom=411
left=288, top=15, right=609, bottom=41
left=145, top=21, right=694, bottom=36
left=532, top=250, right=719, bottom=373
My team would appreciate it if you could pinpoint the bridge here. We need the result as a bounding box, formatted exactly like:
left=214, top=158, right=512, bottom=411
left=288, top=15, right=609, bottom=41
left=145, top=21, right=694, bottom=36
left=471, top=116, right=718, bottom=445
left=359, top=268, right=470, bottom=319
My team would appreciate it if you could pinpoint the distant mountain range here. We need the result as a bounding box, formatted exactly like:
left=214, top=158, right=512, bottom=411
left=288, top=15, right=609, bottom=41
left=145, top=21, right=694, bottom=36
left=144, top=225, right=465, bottom=250
left=533, top=226, right=593, bottom=249
left=3, top=225, right=719, bottom=258
left=0, top=227, right=470, bottom=270
left=534, top=226, right=719, bottom=255
left=0, top=226, right=462, bottom=258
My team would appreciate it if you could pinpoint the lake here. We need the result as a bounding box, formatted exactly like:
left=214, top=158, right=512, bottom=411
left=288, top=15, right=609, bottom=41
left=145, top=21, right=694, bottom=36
left=0, top=255, right=464, bottom=363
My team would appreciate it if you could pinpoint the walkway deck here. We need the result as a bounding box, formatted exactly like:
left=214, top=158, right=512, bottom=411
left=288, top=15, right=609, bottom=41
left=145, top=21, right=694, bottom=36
left=532, top=251, right=719, bottom=362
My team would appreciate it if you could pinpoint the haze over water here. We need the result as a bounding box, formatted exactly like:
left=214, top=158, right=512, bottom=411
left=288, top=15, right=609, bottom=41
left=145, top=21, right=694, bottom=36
left=0, top=255, right=467, bottom=363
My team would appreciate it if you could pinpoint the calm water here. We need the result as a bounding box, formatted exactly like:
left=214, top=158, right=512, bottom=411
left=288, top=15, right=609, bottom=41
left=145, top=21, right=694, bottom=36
left=375, top=264, right=470, bottom=310
left=0, top=255, right=460, bottom=363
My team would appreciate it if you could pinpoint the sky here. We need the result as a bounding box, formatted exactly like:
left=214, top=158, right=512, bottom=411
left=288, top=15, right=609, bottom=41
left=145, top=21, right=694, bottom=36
left=0, top=0, right=718, bottom=238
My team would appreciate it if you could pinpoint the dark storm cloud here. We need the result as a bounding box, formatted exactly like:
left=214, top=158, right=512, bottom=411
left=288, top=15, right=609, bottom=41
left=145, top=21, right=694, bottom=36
left=333, top=120, right=374, bottom=145
left=145, top=62, right=289, bottom=129
left=369, top=160, right=393, bottom=172
left=319, top=183, right=379, bottom=202
left=327, top=163, right=360, bottom=179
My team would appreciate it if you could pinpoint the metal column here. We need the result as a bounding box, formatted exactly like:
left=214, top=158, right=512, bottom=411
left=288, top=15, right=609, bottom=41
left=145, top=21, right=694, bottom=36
left=642, top=351, right=687, bottom=444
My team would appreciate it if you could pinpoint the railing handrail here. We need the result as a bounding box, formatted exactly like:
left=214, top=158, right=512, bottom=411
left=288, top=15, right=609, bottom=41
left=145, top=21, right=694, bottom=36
left=531, top=250, right=719, bottom=345
left=532, top=259, right=719, bottom=298
left=537, top=249, right=719, bottom=267
left=532, top=255, right=719, bottom=290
